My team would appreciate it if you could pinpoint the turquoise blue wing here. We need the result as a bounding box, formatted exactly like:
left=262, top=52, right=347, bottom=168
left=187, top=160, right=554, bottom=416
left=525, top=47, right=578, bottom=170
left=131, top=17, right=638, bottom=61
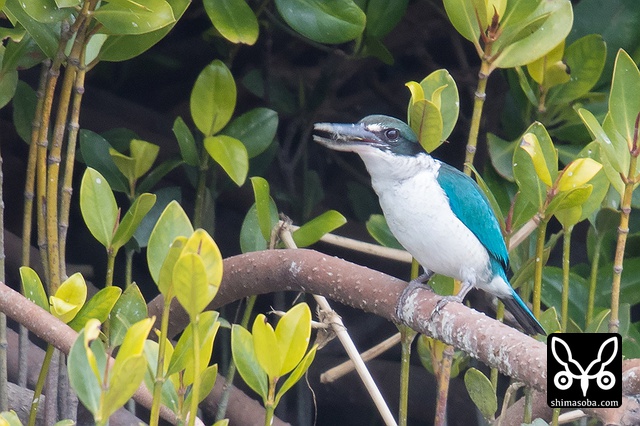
left=436, top=162, right=509, bottom=270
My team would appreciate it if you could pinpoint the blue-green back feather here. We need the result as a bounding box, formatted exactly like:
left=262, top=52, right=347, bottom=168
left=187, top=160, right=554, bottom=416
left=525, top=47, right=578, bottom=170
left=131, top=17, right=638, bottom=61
left=436, top=162, right=509, bottom=271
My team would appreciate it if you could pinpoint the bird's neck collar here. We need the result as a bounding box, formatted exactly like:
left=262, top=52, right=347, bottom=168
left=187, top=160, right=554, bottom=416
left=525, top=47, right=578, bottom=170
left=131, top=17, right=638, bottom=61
left=359, top=151, right=439, bottom=182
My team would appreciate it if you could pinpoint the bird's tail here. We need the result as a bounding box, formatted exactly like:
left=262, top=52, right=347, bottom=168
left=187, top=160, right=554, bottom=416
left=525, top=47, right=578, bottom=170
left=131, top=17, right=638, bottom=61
left=501, top=291, right=546, bottom=335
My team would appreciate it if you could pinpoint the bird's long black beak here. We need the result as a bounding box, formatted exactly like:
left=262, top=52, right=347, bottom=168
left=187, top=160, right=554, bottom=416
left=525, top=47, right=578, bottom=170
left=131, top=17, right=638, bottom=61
left=313, top=122, right=384, bottom=152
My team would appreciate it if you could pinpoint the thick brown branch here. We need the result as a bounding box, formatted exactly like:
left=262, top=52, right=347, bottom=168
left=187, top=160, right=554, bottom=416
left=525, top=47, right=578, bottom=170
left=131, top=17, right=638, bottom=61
left=149, top=249, right=547, bottom=390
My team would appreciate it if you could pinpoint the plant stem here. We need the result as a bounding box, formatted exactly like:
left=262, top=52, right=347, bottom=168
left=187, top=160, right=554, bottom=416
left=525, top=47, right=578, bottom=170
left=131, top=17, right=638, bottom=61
left=398, top=326, right=416, bottom=426
left=464, top=61, right=491, bottom=176
left=216, top=295, right=257, bottom=421
left=28, top=344, right=55, bottom=426
left=561, top=226, right=573, bottom=331
left=586, top=234, right=603, bottom=327
left=532, top=218, right=548, bottom=318
left=188, top=316, right=201, bottom=426
left=434, top=344, right=454, bottom=426
left=193, top=155, right=210, bottom=230
left=150, top=295, right=173, bottom=426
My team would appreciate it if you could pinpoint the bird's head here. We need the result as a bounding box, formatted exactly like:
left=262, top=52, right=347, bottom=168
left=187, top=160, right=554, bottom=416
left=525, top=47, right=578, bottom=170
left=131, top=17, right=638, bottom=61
left=313, top=115, right=424, bottom=157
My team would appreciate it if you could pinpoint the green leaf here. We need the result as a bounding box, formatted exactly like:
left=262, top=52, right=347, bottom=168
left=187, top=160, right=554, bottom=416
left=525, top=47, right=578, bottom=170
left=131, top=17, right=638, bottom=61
left=102, top=318, right=153, bottom=420
left=79, top=130, right=129, bottom=193
left=576, top=108, right=626, bottom=176
left=252, top=314, right=282, bottom=379
left=231, top=324, right=268, bottom=400
left=68, top=327, right=104, bottom=415
left=173, top=116, right=199, bottom=167
left=274, top=0, right=366, bottom=44
left=250, top=177, right=273, bottom=241
left=98, top=0, right=189, bottom=62
left=365, top=214, right=403, bottom=250
left=93, top=0, right=175, bottom=35
left=540, top=266, right=589, bottom=329
left=519, top=133, right=553, bottom=187
left=240, top=201, right=279, bottom=253
left=167, top=311, right=219, bottom=377
left=609, top=49, right=640, bottom=150
left=204, top=0, right=259, bottom=45
left=292, top=210, right=347, bottom=248
left=442, top=0, right=481, bottom=49
left=12, top=81, right=37, bottom=144
left=19, top=0, right=72, bottom=23
left=147, top=200, right=193, bottom=283
left=557, top=158, right=602, bottom=192
left=222, top=108, right=278, bottom=158
left=0, top=66, right=18, bottom=110
left=181, top=229, right=224, bottom=288
left=109, top=284, right=148, bottom=348
left=131, top=139, right=160, bottom=179
left=464, top=368, right=497, bottom=419
left=183, top=364, right=218, bottom=412
left=275, top=303, right=312, bottom=376
left=204, top=135, right=248, bottom=186
left=417, top=69, right=459, bottom=141
left=68, top=286, right=122, bottom=332
left=50, top=273, right=87, bottom=324
left=362, top=0, right=408, bottom=39
left=19, top=266, right=49, bottom=312
left=133, top=186, right=181, bottom=248
left=492, top=0, right=574, bottom=70
left=190, top=60, right=236, bottom=136
left=274, top=344, right=317, bottom=406
left=80, top=168, right=118, bottom=248
left=4, top=0, right=59, bottom=59
left=547, top=34, right=607, bottom=105
left=173, top=253, right=211, bottom=319
left=407, top=98, right=443, bottom=153
left=182, top=319, right=220, bottom=386
left=488, top=133, right=517, bottom=181
left=111, top=193, right=157, bottom=251
left=157, top=236, right=187, bottom=298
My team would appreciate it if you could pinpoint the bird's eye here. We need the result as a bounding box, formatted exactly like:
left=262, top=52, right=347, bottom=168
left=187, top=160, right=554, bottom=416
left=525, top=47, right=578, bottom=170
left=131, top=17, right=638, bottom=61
left=385, top=128, right=400, bottom=141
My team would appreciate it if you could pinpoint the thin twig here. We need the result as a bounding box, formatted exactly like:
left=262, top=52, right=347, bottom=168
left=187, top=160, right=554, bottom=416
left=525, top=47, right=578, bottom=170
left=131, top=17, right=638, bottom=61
left=279, top=222, right=398, bottom=426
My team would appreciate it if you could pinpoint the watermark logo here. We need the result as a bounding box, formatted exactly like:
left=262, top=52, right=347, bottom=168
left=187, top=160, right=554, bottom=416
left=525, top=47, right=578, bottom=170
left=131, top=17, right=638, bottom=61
left=547, top=333, right=622, bottom=408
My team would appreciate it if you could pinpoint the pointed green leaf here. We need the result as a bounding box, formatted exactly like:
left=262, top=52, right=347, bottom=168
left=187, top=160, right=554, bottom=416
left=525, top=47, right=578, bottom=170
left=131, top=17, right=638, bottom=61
left=68, top=286, right=122, bottom=332
left=109, top=284, right=148, bottom=348
left=19, top=266, right=49, bottom=312
left=442, top=0, right=481, bottom=49
left=93, top=0, right=175, bottom=35
left=182, top=229, right=223, bottom=289
left=365, top=214, right=403, bottom=250
left=80, top=168, right=118, bottom=248
left=240, top=201, right=279, bottom=253
left=231, top=324, right=268, bottom=400
left=50, top=273, right=87, bottom=323
left=68, top=326, right=104, bottom=415
left=168, top=311, right=219, bottom=377
left=609, top=49, right=640, bottom=150
left=147, top=200, right=194, bottom=283
left=173, top=253, right=210, bottom=319
left=204, top=0, right=259, bottom=45
left=292, top=210, right=347, bottom=248
left=577, top=108, right=624, bottom=175
left=407, top=99, right=443, bottom=153
left=183, top=364, right=219, bottom=413
left=274, top=344, right=317, bottom=406
left=519, top=133, right=553, bottom=187
left=190, top=60, right=236, bottom=136
left=17, top=0, right=71, bottom=23
left=464, top=367, right=497, bottom=419
left=275, top=303, right=312, bottom=376
left=418, top=69, right=459, bottom=141
left=222, top=108, right=278, bottom=158
left=109, top=148, right=137, bottom=184
left=173, top=116, right=199, bottom=167
left=130, top=139, right=160, bottom=179
left=362, top=0, right=408, bottom=39
left=157, top=236, right=187, bottom=297
left=183, top=320, right=220, bottom=386
left=250, top=177, right=273, bottom=241
left=274, top=0, right=365, bottom=44
left=204, top=135, right=249, bottom=186
left=111, top=193, right=156, bottom=251
left=557, top=158, right=602, bottom=192
left=79, top=130, right=129, bottom=193
left=252, top=314, right=282, bottom=379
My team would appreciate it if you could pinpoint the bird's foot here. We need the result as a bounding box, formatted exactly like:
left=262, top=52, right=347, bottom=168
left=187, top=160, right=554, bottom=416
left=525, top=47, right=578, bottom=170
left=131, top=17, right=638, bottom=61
left=429, top=282, right=473, bottom=322
left=395, top=271, right=434, bottom=320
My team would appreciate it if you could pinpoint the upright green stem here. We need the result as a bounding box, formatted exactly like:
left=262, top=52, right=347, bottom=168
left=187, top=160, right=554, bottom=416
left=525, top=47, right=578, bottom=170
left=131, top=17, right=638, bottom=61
left=532, top=218, right=548, bottom=318
left=188, top=316, right=201, bottom=426
left=264, top=378, right=277, bottom=426
left=28, top=344, right=55, bottom=426
left=586, top=235, right=603, bottom=327
left=149, top=296, right=173, bottom=426
left=398, top=326, right=416, bottom=426
left=103, top=248, right=117, bottom=340
left=561, top=226, right=573, bottom=331
left=193, top=155, right=211, bottom=230
left=610, top=112, right=640, bottom=333
left=464, top=61, right=491, bottom=176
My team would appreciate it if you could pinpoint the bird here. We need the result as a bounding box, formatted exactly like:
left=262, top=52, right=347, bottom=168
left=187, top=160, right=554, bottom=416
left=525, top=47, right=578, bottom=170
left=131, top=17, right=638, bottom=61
left=313, top=114, right=545, bottom=335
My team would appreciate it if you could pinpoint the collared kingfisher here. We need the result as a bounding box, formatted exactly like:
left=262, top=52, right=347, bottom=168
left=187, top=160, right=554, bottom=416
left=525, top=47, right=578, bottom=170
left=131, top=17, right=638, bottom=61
left=313, top=114, right=545, bottom=335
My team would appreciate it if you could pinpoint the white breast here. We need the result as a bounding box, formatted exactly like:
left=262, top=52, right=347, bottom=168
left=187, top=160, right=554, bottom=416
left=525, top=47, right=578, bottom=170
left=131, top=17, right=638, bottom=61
left=360, top=152, right=492, bottom=287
